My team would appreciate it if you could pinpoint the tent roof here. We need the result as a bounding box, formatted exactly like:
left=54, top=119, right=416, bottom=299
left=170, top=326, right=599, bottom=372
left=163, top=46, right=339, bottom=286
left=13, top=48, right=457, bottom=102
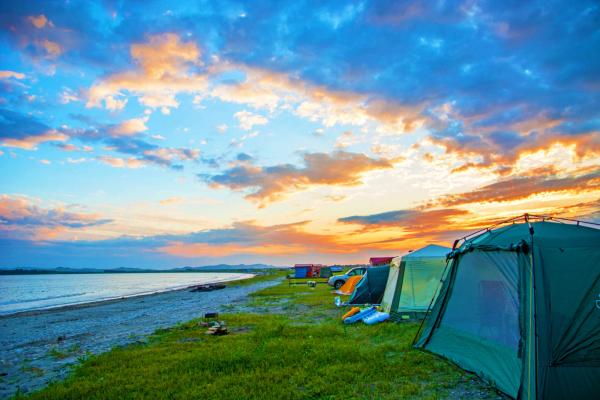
left=369, top=257, right=395, bottom=265
left=294, top=264, right=323, bottom=267
left=404, top=244, right=451, bottom=259
left=466, top=221, right=599, bottom=248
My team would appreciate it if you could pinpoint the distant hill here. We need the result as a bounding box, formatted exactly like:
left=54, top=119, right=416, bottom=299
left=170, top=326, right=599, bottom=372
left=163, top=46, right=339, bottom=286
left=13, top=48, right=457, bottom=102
left=0, top=264, right=288, bottom=275
left=171, top=264, right=288, bottom=272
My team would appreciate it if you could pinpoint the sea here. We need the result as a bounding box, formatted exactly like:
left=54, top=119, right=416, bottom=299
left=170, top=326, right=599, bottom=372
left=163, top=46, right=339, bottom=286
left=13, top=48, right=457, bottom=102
left=0, top=272, right=253, bottom=315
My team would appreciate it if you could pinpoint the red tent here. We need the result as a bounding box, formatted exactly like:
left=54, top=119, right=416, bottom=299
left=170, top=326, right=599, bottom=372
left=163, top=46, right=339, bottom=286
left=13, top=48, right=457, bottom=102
left=369, top=257, right=395, bottom=266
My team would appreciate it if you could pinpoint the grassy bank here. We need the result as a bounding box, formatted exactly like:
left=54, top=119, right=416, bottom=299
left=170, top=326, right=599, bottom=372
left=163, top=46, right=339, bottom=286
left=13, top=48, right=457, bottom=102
left=17, top=278, right=501, bottom=399
left=228, top=269, right=288, bottom=287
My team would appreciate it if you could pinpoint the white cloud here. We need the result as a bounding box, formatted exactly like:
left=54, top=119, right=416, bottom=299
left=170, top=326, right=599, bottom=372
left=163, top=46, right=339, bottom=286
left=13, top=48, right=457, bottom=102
left=335, top=130, right=360, bottom=148
left=216, top=124, right=228, bottom=134
left=59, top=87, right=80, bottom=104
left=104, top=96, right=128, bottom=111
left=234, top=110, right=268, bottom=131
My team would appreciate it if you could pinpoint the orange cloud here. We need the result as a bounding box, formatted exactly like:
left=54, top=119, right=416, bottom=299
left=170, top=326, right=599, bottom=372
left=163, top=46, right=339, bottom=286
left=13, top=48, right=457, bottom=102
left=157, top=220, right=351, bottom=258
left=332, top=165, right=600, bottom=253
left=109, top=118, right=148, bottom=136
left=159, top=197, right=183, bottom=205
left=339, top=208, right=469, bottom=230
left=86, top=39, right=427, bottom=134
left=437, top=168, right=600, bottom=207
left=27, top=15, right=51, bottom=29
left=1, top=129, right=68, bottom=149
left=429, top=102, right=600, bottom=176
left=143, top=147, right=200, bottom=162
left=87, top=33, right=207, bottom=111
left=204, top=150, right=399, bottom=205
left=97, top=156, right=146, bottom=169
left=211, top=64, right=426, bottom=133
left=0, top=195, right=111, bottom=241
left=0, top=70, right=25, bottom=80
left=160, top=242, right=308, bottom=257
left=34, top=38, right=63, bottom=59
left=130, top=33, right=200, bottom=79
left=57, top=143, right=80, bottom=152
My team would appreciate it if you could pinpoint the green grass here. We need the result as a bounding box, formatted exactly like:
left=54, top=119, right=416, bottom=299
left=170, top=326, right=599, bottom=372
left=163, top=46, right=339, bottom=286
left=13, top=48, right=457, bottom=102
left=47, top=344, right=83, bottom=360
left=17, top=278, right=495, bottom=399
left=47, top=347, right=70, bottom=360
left=229, top=269, right=288, bottom=287
left=20, top=365, right=44, bottom=378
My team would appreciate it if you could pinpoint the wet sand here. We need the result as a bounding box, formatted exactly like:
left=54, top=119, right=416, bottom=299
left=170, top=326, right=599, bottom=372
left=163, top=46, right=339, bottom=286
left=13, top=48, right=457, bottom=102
left=0, top=277, right=281, bottom=398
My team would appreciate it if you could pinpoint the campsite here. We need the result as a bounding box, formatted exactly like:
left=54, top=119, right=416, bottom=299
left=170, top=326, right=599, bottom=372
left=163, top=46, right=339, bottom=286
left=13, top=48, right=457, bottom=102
left=2, top=2, right=599, bottom=398
left=13, top=215, right=600, bottom=399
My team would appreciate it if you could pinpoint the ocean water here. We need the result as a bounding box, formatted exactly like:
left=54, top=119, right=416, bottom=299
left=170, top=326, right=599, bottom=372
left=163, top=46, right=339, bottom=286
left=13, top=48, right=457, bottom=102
left=0, top=272, right=253, bottom=315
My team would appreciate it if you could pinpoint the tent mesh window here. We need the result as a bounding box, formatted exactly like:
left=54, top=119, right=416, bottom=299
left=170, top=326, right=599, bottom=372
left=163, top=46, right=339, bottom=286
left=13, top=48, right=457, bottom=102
left=398, top=257, right=447, bottom=313
left=429, top=250, right=522, bottom=396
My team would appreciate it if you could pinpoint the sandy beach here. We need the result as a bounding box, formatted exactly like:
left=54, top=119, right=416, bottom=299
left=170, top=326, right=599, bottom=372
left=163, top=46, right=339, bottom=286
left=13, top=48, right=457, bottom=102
left=0, top=277, right=281, bottom=398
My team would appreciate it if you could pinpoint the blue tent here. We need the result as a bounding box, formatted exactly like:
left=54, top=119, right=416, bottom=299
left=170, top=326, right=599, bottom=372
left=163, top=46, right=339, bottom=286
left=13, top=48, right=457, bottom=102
left=294, top=266, right=309, bottom=278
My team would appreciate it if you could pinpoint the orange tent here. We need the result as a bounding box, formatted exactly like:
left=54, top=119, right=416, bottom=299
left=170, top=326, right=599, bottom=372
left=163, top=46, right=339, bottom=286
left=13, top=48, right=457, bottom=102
left=336, top=275, right=363, bottom=295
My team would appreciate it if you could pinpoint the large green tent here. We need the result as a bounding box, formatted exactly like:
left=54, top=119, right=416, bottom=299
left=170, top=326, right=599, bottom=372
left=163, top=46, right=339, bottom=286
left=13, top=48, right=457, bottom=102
left=380, top=244, right=451, bottom=321
left=348, top=265, right=390, bottom=305
left=414, top=216, right=600, bottom=399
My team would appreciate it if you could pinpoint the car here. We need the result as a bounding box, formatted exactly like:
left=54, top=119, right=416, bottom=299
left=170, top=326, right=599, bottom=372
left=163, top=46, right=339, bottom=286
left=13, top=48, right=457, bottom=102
left=327, top=267, right=367, bottom=289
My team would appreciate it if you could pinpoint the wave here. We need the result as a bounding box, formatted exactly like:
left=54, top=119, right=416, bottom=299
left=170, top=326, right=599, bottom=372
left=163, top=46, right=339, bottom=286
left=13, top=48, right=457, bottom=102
left=0, top=292, right=87, bottom=306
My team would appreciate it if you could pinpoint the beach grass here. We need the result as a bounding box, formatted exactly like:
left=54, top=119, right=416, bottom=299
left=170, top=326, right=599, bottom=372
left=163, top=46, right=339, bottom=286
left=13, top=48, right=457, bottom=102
left=228, top=268, right=288, bottom=287
left=16, top=278, right=500, bottom=399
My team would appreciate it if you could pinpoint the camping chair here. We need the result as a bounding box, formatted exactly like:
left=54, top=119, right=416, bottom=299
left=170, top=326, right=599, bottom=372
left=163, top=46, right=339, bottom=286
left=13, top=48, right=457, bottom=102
left=203, top=312, right=219, bottom=325
left=202, top=312, right=228, bottom=335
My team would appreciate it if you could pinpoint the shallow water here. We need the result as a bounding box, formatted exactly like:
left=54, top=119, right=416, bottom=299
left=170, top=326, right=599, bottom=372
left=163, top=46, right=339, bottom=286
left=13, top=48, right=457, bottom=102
left=0, top=272, right=252, bottom=315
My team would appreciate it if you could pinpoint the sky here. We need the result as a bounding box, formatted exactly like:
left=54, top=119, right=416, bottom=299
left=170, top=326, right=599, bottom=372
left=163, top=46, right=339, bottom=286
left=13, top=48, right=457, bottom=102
left=0, top=0, right=599, bottom=269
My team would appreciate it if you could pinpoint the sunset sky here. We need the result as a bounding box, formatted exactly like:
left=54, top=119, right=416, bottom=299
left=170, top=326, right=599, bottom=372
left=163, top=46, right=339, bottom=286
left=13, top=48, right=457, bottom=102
left=1, top=1, right=599, bottom=268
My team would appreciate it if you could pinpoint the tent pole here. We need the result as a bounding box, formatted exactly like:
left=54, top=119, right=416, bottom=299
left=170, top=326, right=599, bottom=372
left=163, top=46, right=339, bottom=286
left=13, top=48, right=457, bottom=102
left=454, top=213, right=599, bottom=246
left=525, top=213, right=539, bottom=399
left=412, top=256, right=452, bottom=346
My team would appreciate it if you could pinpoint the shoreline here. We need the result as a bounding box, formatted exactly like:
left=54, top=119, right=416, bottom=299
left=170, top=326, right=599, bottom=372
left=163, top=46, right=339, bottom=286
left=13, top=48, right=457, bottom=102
left=0, top=273, right=255, bottom=319
left=0, top=275, right=282, bottom=398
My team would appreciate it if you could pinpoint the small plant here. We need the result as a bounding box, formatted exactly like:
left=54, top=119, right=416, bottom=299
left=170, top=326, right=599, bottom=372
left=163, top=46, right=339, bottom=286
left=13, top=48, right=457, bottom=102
left=67, top=343, right=82, bottom=354
left=48, top=347, right=69, bottom=360
left=20, top=365, right=44, bottom=377
left=76, top=351, right=93, bottom=364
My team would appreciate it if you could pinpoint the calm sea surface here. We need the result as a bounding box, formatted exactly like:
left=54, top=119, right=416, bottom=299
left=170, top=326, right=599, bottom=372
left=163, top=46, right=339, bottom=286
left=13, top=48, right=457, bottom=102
left=0, top=272, right=253, bottom=315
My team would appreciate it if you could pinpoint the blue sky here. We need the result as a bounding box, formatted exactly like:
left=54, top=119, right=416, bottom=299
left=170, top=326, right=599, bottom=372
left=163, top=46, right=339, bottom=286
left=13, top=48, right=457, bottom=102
left=0, top=1, right=599, bottom=268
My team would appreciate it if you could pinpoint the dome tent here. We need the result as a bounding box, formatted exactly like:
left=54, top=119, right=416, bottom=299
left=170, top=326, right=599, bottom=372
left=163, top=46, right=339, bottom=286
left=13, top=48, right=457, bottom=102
left=414, top=215, right=600, bottom=399
left=380, top=244, right=451, bottom=321
left=347, top=265, right=390, bottom=305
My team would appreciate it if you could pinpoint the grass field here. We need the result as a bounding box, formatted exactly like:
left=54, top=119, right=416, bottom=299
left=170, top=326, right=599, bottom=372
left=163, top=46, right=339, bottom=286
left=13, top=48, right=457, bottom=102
left=16, top=276, right=502, bottom=399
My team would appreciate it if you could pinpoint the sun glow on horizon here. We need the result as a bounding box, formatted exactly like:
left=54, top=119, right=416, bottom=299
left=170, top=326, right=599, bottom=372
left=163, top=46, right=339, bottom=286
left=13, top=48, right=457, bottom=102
left=1, top=2, right=599, bottom=268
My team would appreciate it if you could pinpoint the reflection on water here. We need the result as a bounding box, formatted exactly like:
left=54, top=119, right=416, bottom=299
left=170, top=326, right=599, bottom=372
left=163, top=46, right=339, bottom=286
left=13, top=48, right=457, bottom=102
left=0, top=272, right=252, bottom=315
